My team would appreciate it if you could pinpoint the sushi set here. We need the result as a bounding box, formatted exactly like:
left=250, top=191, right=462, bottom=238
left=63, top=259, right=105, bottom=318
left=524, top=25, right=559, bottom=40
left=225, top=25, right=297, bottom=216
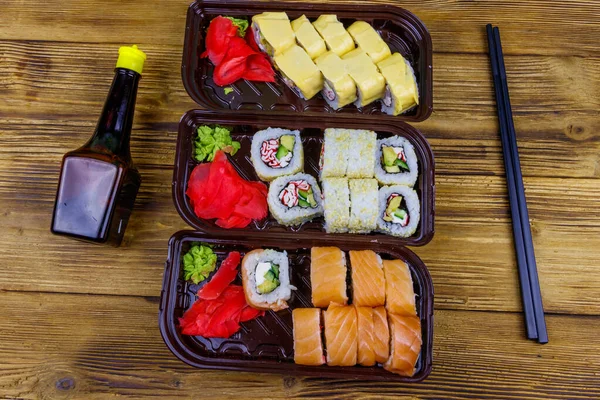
left=159, top=0, right=436, bottom=382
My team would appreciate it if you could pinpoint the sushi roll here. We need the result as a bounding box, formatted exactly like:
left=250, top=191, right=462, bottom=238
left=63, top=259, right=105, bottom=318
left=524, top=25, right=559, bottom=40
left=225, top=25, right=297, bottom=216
left=323, top=303, right=357, bottom=366
left=268, top=172, right=324, bottom=226
left=292, top=308, right=325, bottom=366
left=355, top=306, right=376, bottom=366
left=310, top=246, right=348, bottom=307
left=349, top=250, right=386, bottom=307
left=291, top=15, right=327, bottom=60
left=321, top=178, right=350, bottom=233
left=320, top=128, right=350, bottom=179
left=346, top=129, right=376, bottom=178
left=377, top=53, right=419, bottom=116
left=241, top=249, right=296, bottom=311
left=251, top=128, right=303, bottom=182
left=274, top=45, right=324, bottom=100
left=342, top=48, right=386, bottom=108
left=384, top=313, right=422, bottom=377
left=377, top=185, right=420, bottom=237
left=314, top=51, right=357, bottom=110
left=346, top=21, right=391, bottom=64
left=372, top=306, right=390, bottom=363
left=374, top=135, right=419, bottom=186
left=383, top=259, right=417, bottom=316
left=251, top=12, right=296, bottom=57
left=348, top=179, right=379, bottom=233
left=312, top=15, right=355, bottom=57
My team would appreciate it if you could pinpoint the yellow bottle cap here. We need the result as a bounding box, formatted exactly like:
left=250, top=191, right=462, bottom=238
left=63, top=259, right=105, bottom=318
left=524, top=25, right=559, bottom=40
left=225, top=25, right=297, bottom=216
left=116, top=45, right=147, bottom=75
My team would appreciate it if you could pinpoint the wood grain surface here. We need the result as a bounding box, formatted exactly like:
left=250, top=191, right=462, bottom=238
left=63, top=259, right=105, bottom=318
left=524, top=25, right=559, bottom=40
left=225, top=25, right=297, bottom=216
left=1, top=0, right=599, bottom=398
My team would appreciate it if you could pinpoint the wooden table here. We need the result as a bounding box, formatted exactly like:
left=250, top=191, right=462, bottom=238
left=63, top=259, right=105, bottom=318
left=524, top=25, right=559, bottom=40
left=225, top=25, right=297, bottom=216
left=1, top=0, right=599, bottom=398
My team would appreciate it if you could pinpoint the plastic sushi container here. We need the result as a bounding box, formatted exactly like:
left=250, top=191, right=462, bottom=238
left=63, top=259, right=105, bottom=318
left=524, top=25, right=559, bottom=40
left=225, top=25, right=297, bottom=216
left=159, top=1, right=437, bottom=381
left=159, top=231, right=434, bottom=382
left=182, top=0, right=433, bottom=122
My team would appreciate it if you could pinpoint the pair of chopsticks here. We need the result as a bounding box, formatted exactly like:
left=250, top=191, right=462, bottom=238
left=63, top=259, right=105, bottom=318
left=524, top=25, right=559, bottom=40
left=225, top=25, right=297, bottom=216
left=486, top=25, right=548, bottom=344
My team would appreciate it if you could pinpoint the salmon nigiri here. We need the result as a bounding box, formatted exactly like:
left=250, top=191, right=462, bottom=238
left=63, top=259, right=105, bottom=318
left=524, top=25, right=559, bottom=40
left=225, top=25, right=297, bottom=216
left=350, top=250, right=385, bottom=307
left=383, top=259, right=417, bottom=316
left=384, top=313, right=422, bottom=377
left=355, top=306, right=376, bottom=366
left=372, top=306, right=390, bottom=363
left=323, top=303, right=357, bottom=366
left=292, top=308, right=325, bottom=366
left=311, top=247, right=348, bottom=307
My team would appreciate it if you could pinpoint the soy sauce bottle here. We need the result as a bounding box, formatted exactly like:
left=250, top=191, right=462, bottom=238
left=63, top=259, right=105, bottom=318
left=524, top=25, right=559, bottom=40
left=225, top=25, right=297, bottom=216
left=51, top=45, right=147, bottom=246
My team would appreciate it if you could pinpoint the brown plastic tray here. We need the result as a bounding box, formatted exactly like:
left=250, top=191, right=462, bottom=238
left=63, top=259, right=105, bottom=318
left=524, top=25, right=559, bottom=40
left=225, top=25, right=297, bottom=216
left=182, top=0, right=433, bottom=122
left=173, top=109, right=435, bottom=246
left=159, top=230, right=434, bottom=381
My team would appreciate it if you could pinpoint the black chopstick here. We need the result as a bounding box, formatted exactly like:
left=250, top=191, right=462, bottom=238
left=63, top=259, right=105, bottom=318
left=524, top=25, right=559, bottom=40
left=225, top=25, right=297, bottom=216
left=486, top=24, right=548, bottom=343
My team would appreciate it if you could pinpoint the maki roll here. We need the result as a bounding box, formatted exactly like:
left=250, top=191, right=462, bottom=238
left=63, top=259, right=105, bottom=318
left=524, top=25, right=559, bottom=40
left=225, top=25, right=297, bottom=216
left=312, top=15, right=355, bottom=57
left=348, top=179, right=379, bottom=233
left=291, top=15, right=327, bottom=60
left=377, top=185, right=420, bottom=237
left=251, top=12, right=296, bottom=57
left=251, top=128, right=303, bottom=182
left=346, top=129, right=377, bottom=178
left=274, top=45, right=324, bottom=100
left=346, top=21, right=391, bottom=64
left=320, top=128, right=350, bottom=179
left=322, top=177, right=350, bottom=233
left=342, top=48, right=386, bottom=108
left=377, top=53, right=419, bottom=116
left=374, top=136, right=419, bottom=186
left=268, top=173, right=324, bottom=226
left=241, top=249, right=295, bottom=311
left=314, top=51, right=357, bottom=110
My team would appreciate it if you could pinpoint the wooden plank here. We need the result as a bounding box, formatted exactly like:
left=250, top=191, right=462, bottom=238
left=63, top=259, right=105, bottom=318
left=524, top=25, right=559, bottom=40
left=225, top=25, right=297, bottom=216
left=0, top=291, right=599, bottom=399
left=0, top=0, right=599, bottom=56
left=2, top=41, right=599, bottom=179
left=0, top=164, right=599, bottom=314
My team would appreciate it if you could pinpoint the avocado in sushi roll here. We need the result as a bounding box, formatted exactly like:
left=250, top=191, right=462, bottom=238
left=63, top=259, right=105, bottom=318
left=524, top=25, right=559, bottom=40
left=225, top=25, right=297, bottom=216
left=377, top=185, right=420, bottom=237
left=251, top=128, right=304, bottom=182
left=374, top=136, right=419, bottom=187
left=377, top=53, right=419, bottom=116
left=268, top=173, right=324, bottom=226
left=315, top=51, right=357, bottom=110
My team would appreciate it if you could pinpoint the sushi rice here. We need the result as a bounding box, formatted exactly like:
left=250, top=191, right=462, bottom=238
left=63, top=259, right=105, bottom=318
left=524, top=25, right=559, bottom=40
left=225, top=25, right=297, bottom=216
left=348, top=179, right=379, bottom=233
left=346, top=129, right=377, bottom=178
left=251, top=128, right=303, bottom=182
left=268, top=173, right=324, bottom=226
left=377, top=185, right=420, bottom=237
left=374, top=136, right=419, bottom=187
left=320, top=128, right=351, bottom=179
left=242, top=249, right=296, bottom=310
left=321, top=178, right=350, bottom=233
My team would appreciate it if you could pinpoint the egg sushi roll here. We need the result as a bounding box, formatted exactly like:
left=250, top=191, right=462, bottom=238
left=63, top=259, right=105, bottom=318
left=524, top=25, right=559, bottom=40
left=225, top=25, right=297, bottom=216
left=348, top=179, right=379, bottom=233
left=350, top=250, right=385, bottom=307
left=347, top=21, right=391, bottom=64
left=312, top=15, right=355, bottom=57
left=241, top=249, right=295, bottom=312
left=311, top=246, right=348, bottom=307
left=377, top=53, right=419, bottom=116
left=374, top=136, right=419, bottom=187
left=321, top=178, right=350, bottom=234
left=268, top=172, right=324, bottom=226
left=251, top=12, right=296, bottom=57
left=320, top=128, right=350, bottom=179
left=323, top=303, right=357, bottom=366
left=293, top=308, right=325, bottom=366
left=314, top=51, right=357, bottom=110
left=384, top=313, right=422, bottom=377
left=251, top=128, right=303, bottom=182
left=291, top=15, right=327, bottom=60
left=377, top=185, right=420, bottom=237
left=274, top=45, right=324, bottom=100
left=342, top=48, right=386, bottom=108
left=346, top=129, right=376, bottom=178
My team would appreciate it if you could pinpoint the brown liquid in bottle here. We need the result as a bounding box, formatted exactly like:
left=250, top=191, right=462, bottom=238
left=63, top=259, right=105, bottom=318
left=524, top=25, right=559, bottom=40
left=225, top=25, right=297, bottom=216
left=51, top=66, right=142, bottom=246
